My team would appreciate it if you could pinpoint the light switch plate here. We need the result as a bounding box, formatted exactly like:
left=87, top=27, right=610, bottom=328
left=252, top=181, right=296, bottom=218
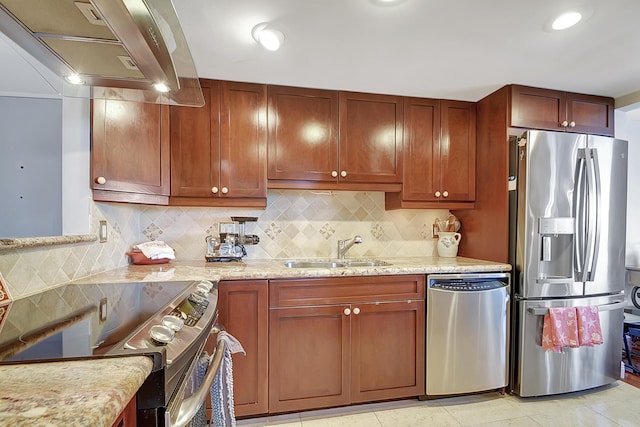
left=99, top=220, right=108, bottom=242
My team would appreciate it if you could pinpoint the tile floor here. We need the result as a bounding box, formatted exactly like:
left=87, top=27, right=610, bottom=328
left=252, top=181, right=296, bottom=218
left=236, top=381, right=640, bottom=426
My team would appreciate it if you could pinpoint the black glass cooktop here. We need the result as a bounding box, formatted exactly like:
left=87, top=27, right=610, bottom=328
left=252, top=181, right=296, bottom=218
left=0, top=281, right=193, bottom=362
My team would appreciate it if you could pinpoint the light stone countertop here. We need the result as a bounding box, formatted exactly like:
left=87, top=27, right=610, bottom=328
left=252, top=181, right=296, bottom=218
left=70, top=256, right=511, bottom=285
left=1, top=255, right=508, bottom=425
left=0, top=356, right=153, bottom=427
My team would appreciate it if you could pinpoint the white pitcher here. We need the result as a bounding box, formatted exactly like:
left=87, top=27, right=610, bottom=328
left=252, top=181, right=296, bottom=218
left=437, top=232, right=461, bottom=258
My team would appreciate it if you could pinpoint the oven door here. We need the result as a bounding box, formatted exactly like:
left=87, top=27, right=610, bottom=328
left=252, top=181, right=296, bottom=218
left=165, top=325, right=225, bottom=427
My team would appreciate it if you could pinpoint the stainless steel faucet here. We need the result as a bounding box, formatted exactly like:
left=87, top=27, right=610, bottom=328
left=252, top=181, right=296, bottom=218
left=337, top=235, right=363, bottom=259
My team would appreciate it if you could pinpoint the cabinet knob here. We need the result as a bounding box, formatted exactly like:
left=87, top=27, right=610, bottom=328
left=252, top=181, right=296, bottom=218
left=340, top=170, right=347, bottom=177
left=435, top=191, right=441, bottom=198
left=211, top=187, right=219, bottom=194
left=344, top=308, right=351, bottom=316
left=331, top=170, right=338, bottom=178
left=561, top=120, right=569, bottom=127
left=221, top=187, right=229, bottom=194
left=353, top=307, right=360, bottom=315
left=569, top=121, right=576, bottom=128
left=95, top=176, right=107, bottom=185
left=443, top=191, right=449, bottom=198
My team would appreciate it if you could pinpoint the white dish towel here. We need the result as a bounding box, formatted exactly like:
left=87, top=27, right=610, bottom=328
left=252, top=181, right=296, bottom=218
left=211, top=331, right=246, bottom=427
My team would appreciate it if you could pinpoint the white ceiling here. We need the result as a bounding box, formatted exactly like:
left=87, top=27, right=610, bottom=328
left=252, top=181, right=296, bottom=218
left=172, top=0, right=640, bottom=103
left=1, top=0, right=639, bottom=105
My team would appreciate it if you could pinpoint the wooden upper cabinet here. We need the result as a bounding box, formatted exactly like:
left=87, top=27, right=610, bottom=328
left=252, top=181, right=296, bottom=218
left=440, top=100, right=476, bottom=202
left=267, top=85, right=339, bottom=182
left=91, top=99, right=170, bottom=205
left=338, top=91, right=403, bottom=184
left=565, top=92, right=614, bottom=136
left=220, top=81, right=267, bottom=200
left=170, top=79, right=220, bottom=198
left=386, top=98, right=475, bottom=209
left=170, top=79, right=267, bottom=207
left=510, top=85, right=614, bottom=136
left=397, top=97, right=440, bottom=202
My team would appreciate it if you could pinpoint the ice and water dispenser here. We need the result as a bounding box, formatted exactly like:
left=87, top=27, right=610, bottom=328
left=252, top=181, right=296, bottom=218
left=537, top=217, right=574, bottom=282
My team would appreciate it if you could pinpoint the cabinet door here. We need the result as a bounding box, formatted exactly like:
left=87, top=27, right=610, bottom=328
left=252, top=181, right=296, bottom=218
left=338, top=91, right=403, bottom=183
left=215, top=280, right=269, bottom=417
left=509, top=85, right=566, bottom=131
left=110, top=396, right=136, bottom=427
left=267, top=86, right=339, bottom=181
left=220, top=81, right=267, bottom=198
left=170, top=79, right=220, bottom=197
left=566, top=92, right=614, bottom=136
left=440, top=100, right=476, bottom=202
left=269, top=305, right=351, bottom=413
left=351, top=300, right=425, bottom=403
left=401, top=97, right=441, bottom=201
left=91, top=99, right=170, bottom=204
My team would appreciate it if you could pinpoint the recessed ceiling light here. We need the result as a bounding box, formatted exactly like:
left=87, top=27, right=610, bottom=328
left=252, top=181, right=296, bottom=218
left=551, top=11, right=583, bottom=30
left=252, top=22, right=285, bottom=51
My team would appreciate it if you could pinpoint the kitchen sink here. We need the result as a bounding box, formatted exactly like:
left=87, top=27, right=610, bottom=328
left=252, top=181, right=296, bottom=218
left=283, top=259, right=391, bottom=268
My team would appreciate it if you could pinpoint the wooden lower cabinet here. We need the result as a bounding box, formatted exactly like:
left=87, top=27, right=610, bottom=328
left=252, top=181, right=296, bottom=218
left=268, top=275, right=425, bottom=414
left=269, top=304, right=351, bottom=412
left=111, top=396, right=136, bottom=427
left=206, top=280, right=269, bottom=419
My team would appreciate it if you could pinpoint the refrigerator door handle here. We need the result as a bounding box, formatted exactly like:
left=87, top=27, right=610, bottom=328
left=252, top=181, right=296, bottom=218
left=585, top=148, right=601, bottom=281
left=526, top=300, right=626, bottom=316
left=572, top=149, right=587, bottom=282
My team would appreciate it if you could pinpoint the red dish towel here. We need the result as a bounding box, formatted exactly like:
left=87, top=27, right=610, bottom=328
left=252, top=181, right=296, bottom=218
left=576, top=306, right=604, bottom=346
left=542, top=307, right=579, bottom=352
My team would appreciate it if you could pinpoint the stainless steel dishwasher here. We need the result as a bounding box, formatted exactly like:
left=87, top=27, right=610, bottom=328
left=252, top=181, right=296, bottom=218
left=425, top=272, right=510, bottom=396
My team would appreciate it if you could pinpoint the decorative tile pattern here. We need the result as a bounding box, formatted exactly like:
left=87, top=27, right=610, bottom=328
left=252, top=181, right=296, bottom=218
left=319, top=223, right=335, bottom=240
left=0, top=190, right=450, bottom=298
left=142, top=223, right=163, bottom=241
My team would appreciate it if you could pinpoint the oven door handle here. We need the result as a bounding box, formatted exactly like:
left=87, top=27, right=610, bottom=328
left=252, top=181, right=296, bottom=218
left=169, top=325, right=226, bottom=427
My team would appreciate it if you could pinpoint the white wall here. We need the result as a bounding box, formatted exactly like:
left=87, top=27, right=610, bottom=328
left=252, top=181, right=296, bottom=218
left=62, top=96, right=92, bottom=235
left=615, top=109, right=640, bottom=267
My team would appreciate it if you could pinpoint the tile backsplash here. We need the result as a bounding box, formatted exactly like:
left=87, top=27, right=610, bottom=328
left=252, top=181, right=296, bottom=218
left=0, top=190, right=447, bottom=298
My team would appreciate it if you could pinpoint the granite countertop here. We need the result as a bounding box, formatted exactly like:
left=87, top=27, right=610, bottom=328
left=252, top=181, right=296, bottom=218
left=70, top=256, right=511, bottom=285
left=0, top=255, right=508, bottom=424
left=0, top=356, right=153, bottom=427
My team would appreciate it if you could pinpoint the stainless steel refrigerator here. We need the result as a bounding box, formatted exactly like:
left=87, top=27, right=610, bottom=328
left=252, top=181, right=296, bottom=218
left=509, top=130, right=628, bottom=397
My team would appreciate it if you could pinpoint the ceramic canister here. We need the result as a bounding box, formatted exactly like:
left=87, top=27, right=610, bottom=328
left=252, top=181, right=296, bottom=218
left=437, top=232, right=461, bottom=258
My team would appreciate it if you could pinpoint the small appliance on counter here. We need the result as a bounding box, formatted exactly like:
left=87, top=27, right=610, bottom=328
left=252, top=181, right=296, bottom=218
left=205, top=216, right=260, bottom=262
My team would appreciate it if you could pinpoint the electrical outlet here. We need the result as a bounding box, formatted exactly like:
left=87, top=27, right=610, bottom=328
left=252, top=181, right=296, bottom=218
left=432, top=224, right=439, bottom=238
left=99, top=220, right=108, bottom=242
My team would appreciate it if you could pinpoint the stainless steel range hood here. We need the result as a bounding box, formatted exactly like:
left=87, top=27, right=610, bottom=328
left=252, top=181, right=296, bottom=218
left=0, top=0, right=204, bottom=106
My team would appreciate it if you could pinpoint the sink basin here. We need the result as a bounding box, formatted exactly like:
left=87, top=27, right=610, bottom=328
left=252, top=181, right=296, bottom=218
left=283, top=261, right=346, bottom=269
left=283, top=259, right=391, bottom=269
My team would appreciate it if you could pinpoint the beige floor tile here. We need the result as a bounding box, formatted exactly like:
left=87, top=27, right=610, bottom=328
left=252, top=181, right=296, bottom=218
left=300, top=411, right=382, bottom=427
left=529, top=406, right=620, bottom=427
left=579, top=381, right=640, bottom=404
left=505, top=393, right=588, bottom=417
left=237, top=412, right=302, bottom=426
left=589, top=399, right=640, bottom=427
left=467, top=416, right=541, bottom=427
left=375, top=404, right=461, bottom=427
left=442, top=394, right=527, bottom=426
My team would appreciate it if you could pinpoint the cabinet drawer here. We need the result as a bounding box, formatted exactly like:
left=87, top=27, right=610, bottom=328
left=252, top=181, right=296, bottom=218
left=269, top=275, right=425, bottom=307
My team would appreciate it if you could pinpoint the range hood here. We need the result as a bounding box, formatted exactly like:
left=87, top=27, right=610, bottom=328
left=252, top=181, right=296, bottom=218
left=0, top=0, right=204, bottom=106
